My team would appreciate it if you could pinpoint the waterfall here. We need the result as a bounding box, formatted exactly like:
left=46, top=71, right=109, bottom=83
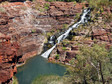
left=41, top=8, right=91, bottom=58
left=57, top=28, right=72, bottom=43
left=41, top=44, right=56, bottom=58
left=48, top=35, right=55, bottom=44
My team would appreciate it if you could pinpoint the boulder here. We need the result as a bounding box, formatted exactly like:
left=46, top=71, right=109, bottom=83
left=22, top=51, right=37, bottom=61
left=110, top=6, right=112, bottom=12
left=0, top=18, right=8, bottom=25
left=0, top=35, right=18, bottom=83
left=6, top=49, right=14, bottom=56
left=57, top=48, right=65, bottom=55
left=92, top=29, right=107, bottom=36
left=92, top=28, right=112, bottom=43
left=75, top=3, right=83, bottom=9
left=71, top=46, right=79, bottom=50
left=83, top=40, right=94, bottom=45
left=100, top=36, right=109, bottom=41
left=0, top=70, right=10, bottom=83
left=106, top=43, right=112, bottom=49
left=66, top=51, right=79, bottom=59
left=109, top=22, right=112, bottom=27
left=0, top=33, right=5, bottom=38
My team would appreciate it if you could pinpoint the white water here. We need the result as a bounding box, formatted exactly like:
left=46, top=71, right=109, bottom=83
left=41, top=44, right=56, bottom=58
left=41, top=8, right=91, bottom=58
left=57, top=28, right=72, bottom=43
left=49, top=36, right=55, bottom=44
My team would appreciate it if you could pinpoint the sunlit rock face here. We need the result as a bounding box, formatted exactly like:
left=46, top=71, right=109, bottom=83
left=0, top=0, right=85, bottom=83
left=92, top=28, right=112, bottom=49
left=0, top=34, right=19, bottom=84
left=92, top=28, right=112, bottom=43
left=48, top=2, right=82, bottom=17
left=0, top=0, right=84, bottom=62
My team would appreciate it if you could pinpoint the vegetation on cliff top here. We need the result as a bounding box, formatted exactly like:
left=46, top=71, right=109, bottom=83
left=45, top=0, right=112, bottom=22
left=66, top=44, right=112, bottom=84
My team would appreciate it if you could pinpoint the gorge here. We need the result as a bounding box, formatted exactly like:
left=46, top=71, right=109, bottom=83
left=0, top=0, right=112, bottom=84
left=0, top=1, right=84, bottom=83
left=15, top=8, right=91, bottom=84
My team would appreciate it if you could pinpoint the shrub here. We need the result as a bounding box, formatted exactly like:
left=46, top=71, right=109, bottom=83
left=55, top=54, right=60, bottom=59
left=62, top=47, right=67, bottom=50
left=12, top=77, right=18, bottom=84
left=63, top=24, right=68, bottom=30
left=44, top=3, right=50, bottom=10
left=31, top=29, right=36, bottom=33
left=32, top=75, right=71, bottom=84
left=69, top=58, right=75, bottom=65
left=46, top=32, right=53, bottom=38
left=62, top=39, right=69, bottom=46
left=109, top=46, right=112, bottom=63
left=87, top=0, right=112, bottom=9
left=0, top=7, right=6, bottom=13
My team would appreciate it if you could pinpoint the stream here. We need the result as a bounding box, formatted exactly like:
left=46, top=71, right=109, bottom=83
left=16, top=8, right=91, bottom=84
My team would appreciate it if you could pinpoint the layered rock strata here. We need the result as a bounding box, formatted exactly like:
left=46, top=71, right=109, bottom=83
left=0, top=0, right=85, bottom=83
left=0, top=34, right=19, bottom=83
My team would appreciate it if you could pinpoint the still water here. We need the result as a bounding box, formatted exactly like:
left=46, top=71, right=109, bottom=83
left=16, top=56, right=66, bottom=84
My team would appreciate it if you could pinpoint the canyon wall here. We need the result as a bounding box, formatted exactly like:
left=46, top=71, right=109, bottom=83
left=0, top=0, right=85, bottom=83
left=0, top=34, right=19, bottom=83
left=0, top=0, right=111, bottom=83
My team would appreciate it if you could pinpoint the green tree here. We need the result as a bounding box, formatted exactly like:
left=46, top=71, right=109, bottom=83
left=109, top=46, right=112, bottom=63
left=68, top=44, right=112, bottom=84
left=55, top=54, right=60, bottom=59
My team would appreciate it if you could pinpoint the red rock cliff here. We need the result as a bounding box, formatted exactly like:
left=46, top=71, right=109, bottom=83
left=0, top=33, right=19, bottom=84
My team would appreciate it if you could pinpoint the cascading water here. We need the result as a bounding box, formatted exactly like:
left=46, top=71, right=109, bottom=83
left=41, top=44, right=56, bottom=58
left=57, top=28, right=73, bottom=43
left=48, top=35, right=56, bottom=44
left=41, top=8, right=91, bottom=58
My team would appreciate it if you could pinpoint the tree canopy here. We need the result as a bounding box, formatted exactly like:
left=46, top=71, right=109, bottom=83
left=68, top=44, right=112, bottom=84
